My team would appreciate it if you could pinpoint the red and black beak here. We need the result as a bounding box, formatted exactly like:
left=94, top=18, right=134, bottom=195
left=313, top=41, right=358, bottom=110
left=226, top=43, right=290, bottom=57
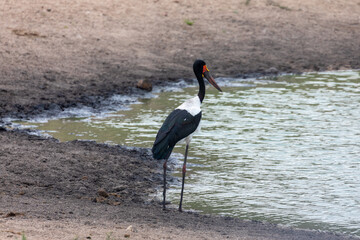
left=203, top=66, right=222, bottom=92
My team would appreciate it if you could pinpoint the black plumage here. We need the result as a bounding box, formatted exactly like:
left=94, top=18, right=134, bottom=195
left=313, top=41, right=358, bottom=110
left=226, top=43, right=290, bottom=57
left=152, top=109, right=202, bottom=160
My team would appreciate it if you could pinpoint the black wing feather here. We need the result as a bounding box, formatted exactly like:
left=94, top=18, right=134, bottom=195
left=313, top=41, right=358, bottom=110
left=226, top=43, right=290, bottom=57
left=152, top=109, right=202, bottom=160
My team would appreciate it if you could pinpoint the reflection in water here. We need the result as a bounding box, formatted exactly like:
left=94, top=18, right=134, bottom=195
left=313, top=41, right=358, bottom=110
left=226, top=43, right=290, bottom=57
left=17, top=71, right=360, bottom=236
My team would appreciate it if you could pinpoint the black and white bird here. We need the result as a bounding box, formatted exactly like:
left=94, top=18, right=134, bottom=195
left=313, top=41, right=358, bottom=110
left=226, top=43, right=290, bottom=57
left=152, top=59, right=222, bottom=212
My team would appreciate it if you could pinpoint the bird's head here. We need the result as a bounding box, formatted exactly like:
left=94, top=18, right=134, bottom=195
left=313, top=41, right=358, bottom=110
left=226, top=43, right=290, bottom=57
left=193, top=59, right=222, bottom=92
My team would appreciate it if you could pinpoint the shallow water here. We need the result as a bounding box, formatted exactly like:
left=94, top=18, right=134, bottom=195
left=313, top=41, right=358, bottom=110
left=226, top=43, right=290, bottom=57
left=16, top=71, right=360, bottom=236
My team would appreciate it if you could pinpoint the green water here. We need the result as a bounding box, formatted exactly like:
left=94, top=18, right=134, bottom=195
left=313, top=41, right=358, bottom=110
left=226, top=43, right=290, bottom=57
left=17, top=71, right=360, bottom=236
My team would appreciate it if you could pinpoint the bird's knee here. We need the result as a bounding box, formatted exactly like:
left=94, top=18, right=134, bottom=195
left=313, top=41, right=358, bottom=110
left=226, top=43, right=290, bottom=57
left=182, top=164, right=186, bottom=174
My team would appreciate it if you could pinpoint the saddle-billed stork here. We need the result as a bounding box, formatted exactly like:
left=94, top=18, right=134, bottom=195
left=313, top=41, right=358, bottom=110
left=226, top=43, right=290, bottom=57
left=152, top=59, right=222, bottom=212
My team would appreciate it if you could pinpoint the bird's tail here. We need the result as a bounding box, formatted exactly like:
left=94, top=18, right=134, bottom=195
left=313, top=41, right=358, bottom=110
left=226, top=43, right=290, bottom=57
left=152, top=137, right=174, bottom=160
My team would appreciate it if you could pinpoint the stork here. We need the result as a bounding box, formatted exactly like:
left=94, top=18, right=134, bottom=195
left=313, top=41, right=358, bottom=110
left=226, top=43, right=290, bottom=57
left=152, top=59, right=222, bottom=212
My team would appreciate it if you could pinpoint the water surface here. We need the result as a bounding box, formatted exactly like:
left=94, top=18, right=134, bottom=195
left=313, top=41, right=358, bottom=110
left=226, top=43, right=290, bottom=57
left=17, top=71, right=360, bottom=236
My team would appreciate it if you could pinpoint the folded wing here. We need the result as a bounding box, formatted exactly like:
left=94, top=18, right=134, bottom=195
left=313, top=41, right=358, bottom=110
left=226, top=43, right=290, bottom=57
left=152, top=109, right=202, bottom=160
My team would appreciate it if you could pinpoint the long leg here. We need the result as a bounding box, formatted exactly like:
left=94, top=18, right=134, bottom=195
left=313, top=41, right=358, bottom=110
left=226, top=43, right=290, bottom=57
left=179, top=144, right=189, bottom=212
left=163, top=158, right=168, bottom=210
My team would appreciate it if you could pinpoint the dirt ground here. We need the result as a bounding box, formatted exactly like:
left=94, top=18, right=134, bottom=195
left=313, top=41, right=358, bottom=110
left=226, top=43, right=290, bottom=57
left=1, top=0, right=360, bottom=239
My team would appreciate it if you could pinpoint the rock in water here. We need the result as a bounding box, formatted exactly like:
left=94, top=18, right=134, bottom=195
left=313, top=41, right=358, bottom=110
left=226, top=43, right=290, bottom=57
left=136, top=79, right=152, bottom=91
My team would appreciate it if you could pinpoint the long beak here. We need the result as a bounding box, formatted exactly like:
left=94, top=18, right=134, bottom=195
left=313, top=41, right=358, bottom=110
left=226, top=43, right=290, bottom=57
left=204, top=71, right=222, bottom=92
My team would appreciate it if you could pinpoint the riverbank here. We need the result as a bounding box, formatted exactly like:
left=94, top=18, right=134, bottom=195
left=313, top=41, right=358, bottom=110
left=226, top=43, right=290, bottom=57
left=1, top=0, right=360, bottom=239
left=1, top=130, right=358, bottom=240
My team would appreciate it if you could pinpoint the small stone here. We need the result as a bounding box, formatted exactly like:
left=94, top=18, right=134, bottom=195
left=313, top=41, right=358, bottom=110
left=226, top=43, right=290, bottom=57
left=5, top=212, right=16, bottom=218
left=136, top=79, right=152, bottom=91
left=97, top=188, right=109, bottom=198
left=126, top=225, right=137, bottom=233
left=5, top=212, right=24, bottom=218
left=124, top=234, right=130, bottom=238
left=113, top=185, right=126, bottom=192
left=265, top=67, right=278, bottom=74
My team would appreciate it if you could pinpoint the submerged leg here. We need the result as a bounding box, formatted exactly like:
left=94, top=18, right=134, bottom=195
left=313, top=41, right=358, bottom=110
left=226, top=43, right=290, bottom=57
left=179, top=144, right=189, bottom=212
left=163, top=158, right=168, bottom=210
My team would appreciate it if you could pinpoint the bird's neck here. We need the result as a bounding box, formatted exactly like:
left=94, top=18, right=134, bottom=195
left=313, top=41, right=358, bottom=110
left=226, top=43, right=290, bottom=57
left=197, top=76, right=205, bottom=103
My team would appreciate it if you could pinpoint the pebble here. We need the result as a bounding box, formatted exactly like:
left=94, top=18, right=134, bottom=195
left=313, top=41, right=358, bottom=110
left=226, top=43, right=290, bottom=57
left=136, top=79, right=152, bottom=91
left=265, top=67, right=279, bottom=74
left=113, top=185, right=126, bottom=192
left=97, top=188, right=109, bottom=198
left=126, top=225, right=137, bottom=233
left=5, top=212, right=24, bottom=218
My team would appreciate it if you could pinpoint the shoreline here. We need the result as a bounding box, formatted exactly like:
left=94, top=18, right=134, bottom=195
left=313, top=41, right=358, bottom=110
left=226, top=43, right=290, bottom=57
left=1, top=0, right=360, bottom=239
